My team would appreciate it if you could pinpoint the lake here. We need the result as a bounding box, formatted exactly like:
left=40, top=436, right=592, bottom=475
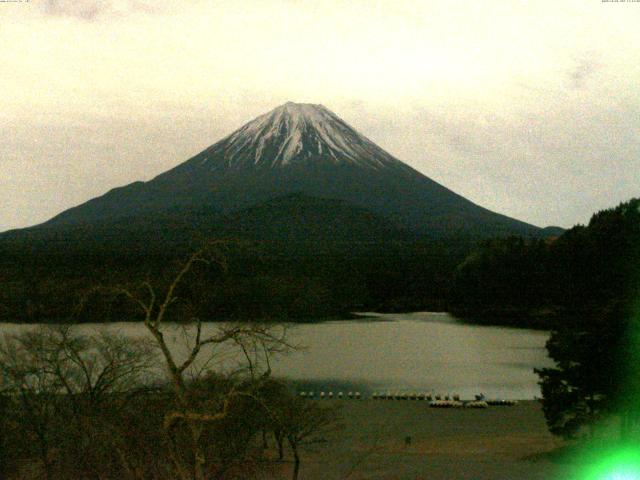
left=0, top=312, right=552, bottom=399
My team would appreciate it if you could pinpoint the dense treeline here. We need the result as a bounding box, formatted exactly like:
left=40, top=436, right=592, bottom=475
left=449, top=198, right=640, bottom=328
left=0, top=238, right=470, bottom=323
left=449, top=197, right=640, bottom=441
left=1, top=198, right=637, bottom=327
left=0, top=193, right=468, bottom=323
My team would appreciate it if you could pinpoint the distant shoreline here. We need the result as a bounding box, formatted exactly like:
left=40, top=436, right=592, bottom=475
left=0, top=309, right=552, bottom=328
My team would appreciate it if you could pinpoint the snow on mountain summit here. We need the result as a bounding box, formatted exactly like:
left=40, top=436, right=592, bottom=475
left=30, top=101, right=542, bottom=239
left=197, top=102, right=409, bottom=171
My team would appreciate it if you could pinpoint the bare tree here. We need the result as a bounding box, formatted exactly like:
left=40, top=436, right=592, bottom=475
left=0, top=329, right=60, bottom=479
left=282, top=397, right=340, bottom=480
left=0, top=325, right=155, bottom=479
left=107, top=245, right=292, bottom=480
left=248, top=380, right=341, bottom=480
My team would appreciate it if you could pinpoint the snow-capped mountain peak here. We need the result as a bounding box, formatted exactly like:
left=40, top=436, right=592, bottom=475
left=27, top=101, right=542, bottom=240
left=198, top=102, right=407, bottom=171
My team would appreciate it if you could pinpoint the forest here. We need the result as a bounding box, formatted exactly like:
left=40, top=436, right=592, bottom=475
left=0, top=198, right=637, bottom=330
left=447, top=198, right=640, bottom=444
left=0, top=237, right=470, bottom=324
left=450, top=198, right=640, bottom=329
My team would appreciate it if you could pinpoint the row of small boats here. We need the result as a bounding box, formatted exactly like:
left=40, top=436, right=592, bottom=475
left=297, top=390, right=518, bottom=407
left=428, top=400, right=518, bottom=408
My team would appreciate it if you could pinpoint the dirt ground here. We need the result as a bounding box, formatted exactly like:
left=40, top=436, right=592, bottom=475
left=271, top=400, right=576, bottom=480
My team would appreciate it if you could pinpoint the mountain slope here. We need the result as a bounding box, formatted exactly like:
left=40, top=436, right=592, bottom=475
left=220, top=193, right=414, bottom=243
left=9, top=102, right=542, bottom=239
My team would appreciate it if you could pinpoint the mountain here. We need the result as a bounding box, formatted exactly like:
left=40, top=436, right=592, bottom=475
left=220, top=193, right=414, bottom=243
left=6, top=102, right=544, bottom=241
left=0, top=102, right=558, bottom=322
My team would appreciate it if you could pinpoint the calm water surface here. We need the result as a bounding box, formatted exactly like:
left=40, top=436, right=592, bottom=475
left=0, top=312, right=551, bottom=399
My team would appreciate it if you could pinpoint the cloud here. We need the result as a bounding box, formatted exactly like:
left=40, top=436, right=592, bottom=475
left=41, top=0, right=158, bottom=20
left=2, top=0, right=638, bottom=231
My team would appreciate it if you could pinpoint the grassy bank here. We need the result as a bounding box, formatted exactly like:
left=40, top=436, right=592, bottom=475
left=280, top=400, right=575, bottom=480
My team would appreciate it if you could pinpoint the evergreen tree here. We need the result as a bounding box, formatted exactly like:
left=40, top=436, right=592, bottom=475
left=535, top=199, right=640, bottom=439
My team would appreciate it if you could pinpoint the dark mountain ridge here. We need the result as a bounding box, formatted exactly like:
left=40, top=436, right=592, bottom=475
left=10, top=102, right=545, bottom=241
left=0, top=102, right=564, bottom=322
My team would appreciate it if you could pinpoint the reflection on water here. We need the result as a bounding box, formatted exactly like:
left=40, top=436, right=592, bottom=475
left=0, top=312, right=552, bottom=399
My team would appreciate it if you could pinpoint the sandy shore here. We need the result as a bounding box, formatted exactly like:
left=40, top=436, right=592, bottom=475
left=270, top=400, right=575, bottom=480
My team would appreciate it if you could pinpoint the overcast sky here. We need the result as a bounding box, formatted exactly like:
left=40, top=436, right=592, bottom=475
left=1, top=0, right=639, bottom=231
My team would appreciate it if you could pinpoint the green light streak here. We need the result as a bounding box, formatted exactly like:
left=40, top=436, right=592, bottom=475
left=574, top=444, right=640, bottom=480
